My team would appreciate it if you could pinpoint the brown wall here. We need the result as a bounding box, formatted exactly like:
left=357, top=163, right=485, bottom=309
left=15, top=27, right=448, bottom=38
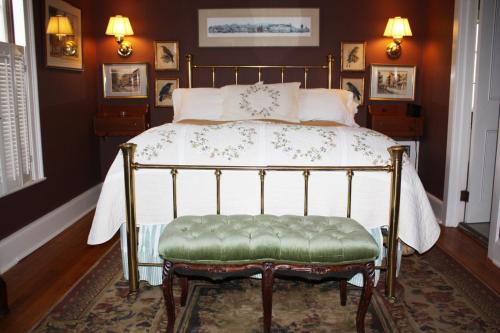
left=0, top=0, right=101, bottom=240
left=419, top=0, right=455, bottom=198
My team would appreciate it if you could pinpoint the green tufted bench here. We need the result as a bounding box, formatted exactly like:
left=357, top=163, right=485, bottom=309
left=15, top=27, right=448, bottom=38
left=159, top=214, right=379, bottom=333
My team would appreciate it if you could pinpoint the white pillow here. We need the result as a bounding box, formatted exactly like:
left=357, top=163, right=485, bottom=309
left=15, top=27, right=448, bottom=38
left=298, top=89, right=359, bottom=126
left=172, top=88, right=223, bottom=122
left=220, top=82, right=301, bottom=123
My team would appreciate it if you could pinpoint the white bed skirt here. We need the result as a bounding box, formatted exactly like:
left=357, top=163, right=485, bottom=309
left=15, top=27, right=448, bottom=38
left=119, top=224, right=402, bottom=287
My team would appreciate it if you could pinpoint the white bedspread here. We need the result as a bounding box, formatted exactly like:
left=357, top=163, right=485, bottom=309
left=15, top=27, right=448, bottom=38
left=88, top=121, right=440, bottom=253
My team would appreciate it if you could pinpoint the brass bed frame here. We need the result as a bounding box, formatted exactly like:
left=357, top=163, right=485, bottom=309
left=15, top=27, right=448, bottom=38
left=120, top=54, right=404, bottom=301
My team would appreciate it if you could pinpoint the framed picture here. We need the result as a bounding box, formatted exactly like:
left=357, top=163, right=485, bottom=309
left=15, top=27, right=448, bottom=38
left=370, top=64, right=416, bottom=101
left=102, top=63, right=148, bottom=98
left=341, top=77, right=365, bottom=105
left=154, top=41, right=179, bottom=71
left=44, top=0, right=82, bottom=70
left=341, top=42, right=366, bottom=72
left=155, top=79, right=179, bottom=107
left=198, top=8, right=319, bottom=47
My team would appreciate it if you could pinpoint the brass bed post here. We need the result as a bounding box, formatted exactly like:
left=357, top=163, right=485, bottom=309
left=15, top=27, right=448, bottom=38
left=120, top=143, right=140, bottom=294
left=186, top=54, right=193, bottom=88
left=259, top=170, right=266, bottom=214
left=346, top=169, right=354, bottom=218
left=386, top=146, right=405, bottom=301
left=303, top=170, right=310, bottom=216
left=327, top=54, right=333, bottom=89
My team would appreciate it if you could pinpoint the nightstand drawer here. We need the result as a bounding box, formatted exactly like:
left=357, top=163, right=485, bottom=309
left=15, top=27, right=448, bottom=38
left=94, top=104, right=149, bottom=137
left=371, top=116, right=424, bottom=138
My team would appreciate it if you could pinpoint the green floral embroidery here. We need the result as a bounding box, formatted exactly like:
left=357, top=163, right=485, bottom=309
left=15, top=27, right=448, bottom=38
left=239, top=85, right=280, bottom=117
left=272, top=126, right=337, bottom=162
left=190, top=123, right=257, bottom=160
left=351, top=129, right=395, bottom=165
left=136, top=129, right=176, bottom=160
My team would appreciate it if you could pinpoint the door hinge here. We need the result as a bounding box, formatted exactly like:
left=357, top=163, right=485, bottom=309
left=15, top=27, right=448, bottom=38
left=460, top=190, right=469, bottom=202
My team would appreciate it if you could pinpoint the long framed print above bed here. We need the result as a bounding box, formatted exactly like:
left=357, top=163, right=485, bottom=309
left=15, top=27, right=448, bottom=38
left=369, top=64, right=416, bottom=101
left=102, top=63, right=148, bottom=99
left=198, top=8, right=320, bottom=47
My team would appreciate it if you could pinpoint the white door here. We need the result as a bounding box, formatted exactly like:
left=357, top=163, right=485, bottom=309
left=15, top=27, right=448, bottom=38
left=465, top=0, right=500, bottom=223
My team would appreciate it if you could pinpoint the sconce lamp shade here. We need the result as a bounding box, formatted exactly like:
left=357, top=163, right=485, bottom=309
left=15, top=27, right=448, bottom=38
left=383, top=17, right=412, bottom=39
left=46, top=15, right=74, bottom=38
left=105, top=15, right=134, bottom=37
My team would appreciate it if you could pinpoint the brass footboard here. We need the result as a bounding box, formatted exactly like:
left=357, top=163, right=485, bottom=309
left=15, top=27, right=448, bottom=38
left=119, top=144, right=404, bottom=301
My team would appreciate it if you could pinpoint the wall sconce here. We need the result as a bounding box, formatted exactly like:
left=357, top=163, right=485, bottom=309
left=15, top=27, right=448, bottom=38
left=383, top=16, right=412, bottom=59
left=105, top=15, right=134, bottom=57
left=46, top=14, right=76, bottom=56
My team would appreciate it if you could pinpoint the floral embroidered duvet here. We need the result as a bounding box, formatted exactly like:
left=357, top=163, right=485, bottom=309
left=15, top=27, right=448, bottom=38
left=88, top=121, right=439, bottom=253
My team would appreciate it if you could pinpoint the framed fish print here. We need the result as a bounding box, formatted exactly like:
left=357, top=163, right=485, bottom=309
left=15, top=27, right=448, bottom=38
left=155, top=78, right=179, bottom=107
left=340, top=77, right=364, bottom=105
left=341, top=42, right=366, bottom=72
left=102, top=63, right=148, bottom=98
left=154, top=41, right=179, bottom=71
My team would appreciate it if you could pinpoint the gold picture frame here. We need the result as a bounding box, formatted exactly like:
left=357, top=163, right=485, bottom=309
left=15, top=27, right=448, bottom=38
left=341, top=41, right=366, bottom=72
left=369, top=64, right=416, bottom=101
left=154, top=41, right=179, bottom=71
left=155, top=78, right=179, bottom=107
left=102, top=63, right=148, bottom=99
left=44, top=0, right=82, bottom=70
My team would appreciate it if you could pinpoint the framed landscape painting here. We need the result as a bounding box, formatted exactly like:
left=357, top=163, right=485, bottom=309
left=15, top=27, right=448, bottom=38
left=198, top=8, right=319, bottom=47
left=341, top=42, right=366, bottom=72
left=102, top=63, right=148, bottom=98
left=45, top=0, right=82, bottom=70
left=155, top=78, right=179, bottom=107
left=370, top=64, right=416, bottom=101
left=341, top=77, right=364, bottom=105
left=154, top=41, right=179, bottom=71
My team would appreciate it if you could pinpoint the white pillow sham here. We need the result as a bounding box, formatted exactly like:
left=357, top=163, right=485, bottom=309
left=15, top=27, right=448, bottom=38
left=172, top=88, right=223, bottom=122
left=220, top=82, right=301, bottom=123
left=298, top=89, right=359, bottom=126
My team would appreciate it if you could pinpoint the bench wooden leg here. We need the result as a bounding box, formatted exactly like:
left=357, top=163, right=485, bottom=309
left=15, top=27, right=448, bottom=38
left=356, top=263, right=375, bottom=333
left=162, top=261, right=176, bottom=333
left=340, top=279, right=347, bottom=306
left=179, top=277, right=189, bottom=306
left=261, top=263, right=274, bottom=333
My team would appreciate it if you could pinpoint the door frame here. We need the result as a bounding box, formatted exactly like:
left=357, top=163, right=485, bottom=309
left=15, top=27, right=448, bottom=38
left=443, top=0, right=478, bottom=227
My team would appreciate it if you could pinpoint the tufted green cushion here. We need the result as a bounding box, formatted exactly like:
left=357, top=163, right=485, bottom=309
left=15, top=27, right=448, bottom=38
left=158, top=215, right=379, bottom=265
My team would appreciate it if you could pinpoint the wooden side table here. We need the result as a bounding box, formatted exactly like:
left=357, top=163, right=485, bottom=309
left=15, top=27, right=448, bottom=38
left=0, top=275, right=8, bottom=316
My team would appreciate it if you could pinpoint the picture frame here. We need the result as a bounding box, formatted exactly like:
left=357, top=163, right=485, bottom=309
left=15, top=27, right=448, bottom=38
left=341, top=42, right=366, bottom=72
left=102, top=63, right=148, bottom=99
left=44, top=0, right=82, bottom=70
left=341, top=77, right=365, bottom=105
left=154, top=41, right=179, bottom=71
left=198, top=8, right=320, bottom=47
left=155, top=78, right=179, bottom=107
left=369, top=64, right=416, bottom=101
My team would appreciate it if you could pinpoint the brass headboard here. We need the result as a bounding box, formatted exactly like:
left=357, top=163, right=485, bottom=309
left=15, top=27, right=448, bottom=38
left=185, top=54, right=334, bottom=89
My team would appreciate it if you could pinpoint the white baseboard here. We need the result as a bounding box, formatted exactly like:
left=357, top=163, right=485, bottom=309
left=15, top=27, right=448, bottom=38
left=427, top=192, right=444, bottom=224
left=0, top=183, right=102, bottom=274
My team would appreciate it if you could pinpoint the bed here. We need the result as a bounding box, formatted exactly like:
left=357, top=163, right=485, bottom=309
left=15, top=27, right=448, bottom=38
left=88, top=54, right=440, bottom=300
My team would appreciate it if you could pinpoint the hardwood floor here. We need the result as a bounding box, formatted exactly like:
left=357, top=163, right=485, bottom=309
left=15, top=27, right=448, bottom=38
left=0, top=215, right=498, bottom=332
left=0, top=211, right=118, bottom=333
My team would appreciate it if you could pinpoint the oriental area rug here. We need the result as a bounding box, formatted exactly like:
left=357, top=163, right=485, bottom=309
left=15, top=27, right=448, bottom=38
left=31, top=244, right=500, bottom=333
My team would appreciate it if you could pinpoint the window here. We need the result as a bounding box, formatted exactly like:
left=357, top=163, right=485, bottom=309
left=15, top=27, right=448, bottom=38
left=0, top=0, right=43, bottom=197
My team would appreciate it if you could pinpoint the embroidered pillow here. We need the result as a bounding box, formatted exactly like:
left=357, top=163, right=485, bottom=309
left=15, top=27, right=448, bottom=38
left=221, top=82, right=301, bottom=123
left=298, top=89, right=359, bottom=126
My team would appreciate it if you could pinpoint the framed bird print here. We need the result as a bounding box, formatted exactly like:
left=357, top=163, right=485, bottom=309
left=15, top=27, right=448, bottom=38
left=341, top=42, right=366, bottom=72
left=154, top=41, right=179, bottom=71
left=155, top=78, right=178, bottom=107
left=341, top=77, right=364, bottom=105
left=102, top=63, right=148, bottom=98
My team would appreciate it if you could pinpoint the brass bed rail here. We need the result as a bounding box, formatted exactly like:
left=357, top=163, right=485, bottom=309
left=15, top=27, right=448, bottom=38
left=186, top=54, right=334, bottom=89
left=120, top=143, right=405, bottom=301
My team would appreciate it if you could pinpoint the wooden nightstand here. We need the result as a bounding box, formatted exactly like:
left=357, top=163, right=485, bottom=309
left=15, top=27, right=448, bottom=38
left=368, top=104, right=424, bottom=170
left=94, top=104, right=150, bottom=137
